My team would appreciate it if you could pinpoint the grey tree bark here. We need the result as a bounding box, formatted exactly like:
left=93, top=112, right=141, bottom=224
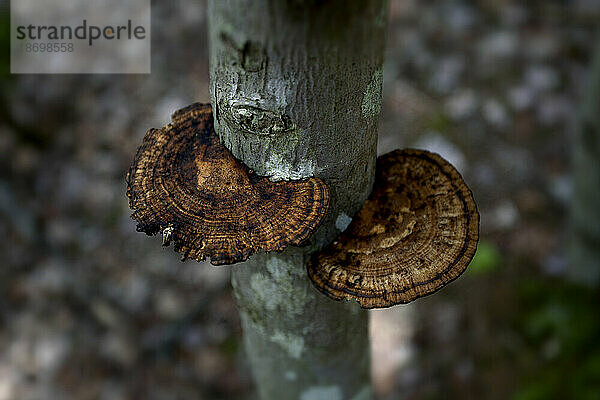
left=208, top=1, right=388, bottom=399
left=569, top=38, right=600, bottom=285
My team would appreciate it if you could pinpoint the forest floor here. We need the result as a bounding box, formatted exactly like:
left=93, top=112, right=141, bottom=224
left=1, top=1, right=599, bottom=399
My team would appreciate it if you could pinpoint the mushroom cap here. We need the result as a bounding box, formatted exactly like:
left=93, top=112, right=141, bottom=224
left=307, top=149, right=479, bottom=308
left=126, top=103, right=330, bottom=265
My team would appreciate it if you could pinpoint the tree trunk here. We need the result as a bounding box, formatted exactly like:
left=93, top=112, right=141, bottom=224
left=208, top=1, right=388, bottom=398
left=569, top=38, right=600, bottom=285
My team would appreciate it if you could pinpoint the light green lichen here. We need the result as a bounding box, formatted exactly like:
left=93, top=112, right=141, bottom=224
left=263, top=127, right=322, bottom=181
left=249, top=273, right=281, bottom=312
left=300, top=386, right=343, bottom=400
left=266, top=256, right=303, bottom=278
left=284, top=370, right=297, bottom=381
left=335, top=213, right=353, bottom=232
left=266, top=152, right=319, bottom=181
left=375, top=1, right=388, bottom=28
left=350, top=386, right=372, bottom=400
left=270, top=330, right=304, bottom=359
left=248, top=257, right=309, bottom=316
left=361, top=67, right=383, bottom=120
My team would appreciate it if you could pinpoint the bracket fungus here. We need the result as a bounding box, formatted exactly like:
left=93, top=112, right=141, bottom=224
left=307, top=149, right=479, bottom=309
left=126, top=103, right=330, bottom=265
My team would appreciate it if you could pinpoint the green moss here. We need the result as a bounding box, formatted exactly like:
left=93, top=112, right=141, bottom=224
left=426, top=112, right=452, bottom=132
left=468, top=240, right=501, bottom=275
left=513, top=280, right=600, bottom=399
left=219, top=336, right=240, bottom=357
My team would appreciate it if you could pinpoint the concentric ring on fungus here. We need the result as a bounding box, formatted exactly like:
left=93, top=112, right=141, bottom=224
left=126, top=103, right=330, bottom=265
left=307, top=149, right=479, bottom=308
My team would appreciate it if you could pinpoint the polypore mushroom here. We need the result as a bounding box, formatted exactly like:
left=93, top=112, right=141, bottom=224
left=126, top=103, right=330, bottom=265
left=307, top=149, right=479, bottom=308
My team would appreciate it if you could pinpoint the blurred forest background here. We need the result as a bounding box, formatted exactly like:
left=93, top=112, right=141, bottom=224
left=1, top=1, right=600, bottom=399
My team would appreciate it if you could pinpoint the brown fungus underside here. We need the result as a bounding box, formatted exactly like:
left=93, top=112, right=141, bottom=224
left=126, top=103, right=330, bottom=266
left=307, top=149, right=479, bottom=309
